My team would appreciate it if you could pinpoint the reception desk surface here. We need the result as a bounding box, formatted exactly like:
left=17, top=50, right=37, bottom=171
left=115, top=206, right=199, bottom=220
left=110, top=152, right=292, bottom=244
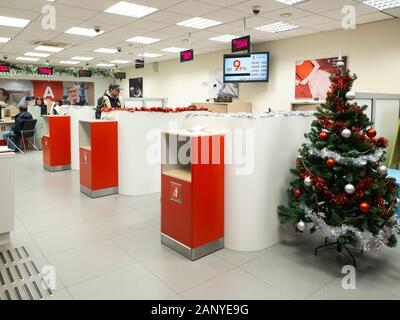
left=192, top=102, right=252, bottom=114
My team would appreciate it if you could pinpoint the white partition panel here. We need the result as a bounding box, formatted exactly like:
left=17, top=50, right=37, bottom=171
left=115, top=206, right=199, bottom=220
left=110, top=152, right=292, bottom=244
left=374, top=99, right=400, bottom=163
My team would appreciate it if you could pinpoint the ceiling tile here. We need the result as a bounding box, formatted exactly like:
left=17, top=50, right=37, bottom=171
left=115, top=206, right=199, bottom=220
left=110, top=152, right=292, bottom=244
left=296, top=0, right=358, bottom=14
left=131, top=0, right=184, bottom=10
left=261, top=7, right=313, bottom=21
left=320, top=3, right=380, bottom=20
left=287, top=14, right=336, bottom=27
left=384, top=7, right=400, bottom=18
left=57, top=0, right=117, bottom=11
left=231, top=0, right=288, bottom=15
left=166, top=0, right=221, bottom=16
left=356, top=12, right=393, bottom=25
left=146, top=11, right=191, bottom=24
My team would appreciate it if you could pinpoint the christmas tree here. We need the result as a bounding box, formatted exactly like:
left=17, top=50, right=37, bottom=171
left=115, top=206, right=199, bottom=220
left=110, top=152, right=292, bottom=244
left=278, top=65, right=400, bottom=252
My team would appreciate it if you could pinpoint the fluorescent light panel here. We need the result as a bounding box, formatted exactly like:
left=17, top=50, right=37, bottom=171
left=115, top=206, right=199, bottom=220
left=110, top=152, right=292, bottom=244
left=24, top=52, right=50, bottom=58
left=110, top=60, right=131, bottom=64
left=105, top=1, right=158, bottom=18
left=35, top=45, right=64, bottom=52
left=209, top=34, right=238, bottom=43
left=97, top=63, right=114, bottom=67
left=363, top=0, right=400, bottom=10
left=255, top=21, right=299, bottom=33
left=94, top=48, right=118, bottom=54
left=65, top=27, right=104, bottom=37
left=162, top=47, right=186, bottom=53
left=126, top=36, right=160, bottom=44
left=275, top=0, right=307, bottom=4
left=140, top=53, right=162, bottom=58
left=0, top=37, right=10, bottom=43
left=0, top=16, right=30, bottom=28
left=16, top=57, right=39, bottom=61
left=72, top=56, right=94, bottom=61
left=59, top=60, right=80, bottom=65
left=177, top=17, right=222, bottom=29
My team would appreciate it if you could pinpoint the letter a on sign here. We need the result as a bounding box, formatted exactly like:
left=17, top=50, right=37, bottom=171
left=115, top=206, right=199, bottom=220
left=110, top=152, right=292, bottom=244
left=43, top=86, right=55, bottom=99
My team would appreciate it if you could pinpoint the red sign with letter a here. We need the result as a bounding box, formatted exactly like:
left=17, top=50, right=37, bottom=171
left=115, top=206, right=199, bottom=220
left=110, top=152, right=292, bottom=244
left=33, top=81, right=63, bottom=100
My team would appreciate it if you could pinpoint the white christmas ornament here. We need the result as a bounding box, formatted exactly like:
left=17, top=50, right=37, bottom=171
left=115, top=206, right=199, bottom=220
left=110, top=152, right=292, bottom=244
left=377, top=165, right=388, bottom=175
left=345, top=184, right=356, bottom=195
left=397, top=198, right=400, bottom=207
left=337, top=59, right=345, bottom=68
left=318, top=212, right=327, bottom=219
left=341, top=128, right=352, bottom=139
left=346, top=91, right=356, bottom=100
left=297, top=220, right=306, bottom=232
left=304, top=177, right=313, bottom=187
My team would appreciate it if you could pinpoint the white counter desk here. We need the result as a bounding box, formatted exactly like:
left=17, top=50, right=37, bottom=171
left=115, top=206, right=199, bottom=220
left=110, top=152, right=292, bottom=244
left=102, top=111, right=190, bottom=196
left=182, top=111, right=314, bottom=252
left=58, top=106, right=96, bottom=170
left=102, top=110, right=313, bottom=252
left=0, top=151, right=15, bottom=245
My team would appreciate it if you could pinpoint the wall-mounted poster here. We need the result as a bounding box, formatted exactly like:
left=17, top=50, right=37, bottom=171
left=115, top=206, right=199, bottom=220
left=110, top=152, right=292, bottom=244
left=129, top=78, right=143, bottom=98
left=295, top=56, right=348, bottom=100
left=63, top=81, right=91, bottom=106
left=209, top=69, right=239, bottom=100
left=0, top=79, right=34, bottom=115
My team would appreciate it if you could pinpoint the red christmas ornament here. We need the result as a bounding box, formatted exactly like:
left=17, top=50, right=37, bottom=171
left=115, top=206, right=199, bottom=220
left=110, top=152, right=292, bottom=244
left=367, top=128, right=377, bottom=138
left=293, top=189, right=302, bottom=198
left=319, top=132, right=329, bottom=141
left=359, top=202, right=370, bottom=213
left=326, top=159, right=336, bottom=168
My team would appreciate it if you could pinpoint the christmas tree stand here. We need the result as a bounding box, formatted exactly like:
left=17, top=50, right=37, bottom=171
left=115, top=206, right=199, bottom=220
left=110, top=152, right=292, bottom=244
left=315, top=238, right=363, bottom=268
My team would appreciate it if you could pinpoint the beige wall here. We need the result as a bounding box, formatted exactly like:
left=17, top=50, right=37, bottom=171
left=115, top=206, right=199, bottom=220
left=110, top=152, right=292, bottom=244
left=121, top=18, right=400, bottom=113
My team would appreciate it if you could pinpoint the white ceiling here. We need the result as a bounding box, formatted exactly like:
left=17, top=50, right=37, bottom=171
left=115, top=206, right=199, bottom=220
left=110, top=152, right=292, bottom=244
left=0, top=0, right=398, bottom=68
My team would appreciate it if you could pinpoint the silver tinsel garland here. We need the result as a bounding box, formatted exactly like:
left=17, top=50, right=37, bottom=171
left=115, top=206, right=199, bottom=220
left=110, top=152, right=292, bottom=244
left=307, top=144, right=385, bottom=167
left=185, top=111, right=315, bottom=120
left=300, top=203, right=400, bottom=251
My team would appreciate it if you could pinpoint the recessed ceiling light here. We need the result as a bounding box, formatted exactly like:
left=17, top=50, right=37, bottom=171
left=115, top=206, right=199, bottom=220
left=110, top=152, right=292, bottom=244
left=71, top=56, right=94, bottom=61
left=0, top=16, right=30, bottom=28
left=0, top=37, right=10, bottom=43
left=24, top=52, right=50, bottom=58
left=16, top=57, right=39, bottom=61
left=140, top=53, right=163, bottom=58
left=65, top=27, right=104, bottom=37
left=105, top=1, right=158, bottom=18
left=162, top=47, right=186, bottom=53
left=275, top=0, right=307, bottom=4
left=35, top=45, right=64, bottom=53
left=209, top=34, right=238, bottom=43
left=94, top=48, right=118, bottom=54
left=96, top=63, right=114, bottom=67
left=126, top=36, right=160, bottom=44
left=363, top=0, right=400, bottom=10
left=255, top=22, right=299, bottom=33
left=59, top=60, right=80, bottom=65
left=110, top=60, right=131, bottom=64
left=177, top=17, right=222, bottom=30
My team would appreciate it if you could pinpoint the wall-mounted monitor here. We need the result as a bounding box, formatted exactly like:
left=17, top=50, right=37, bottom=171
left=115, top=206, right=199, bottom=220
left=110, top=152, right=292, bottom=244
left=0, top=64, right=10, bottom=72
left=180, top=49, right=194, bottom=63
left=223, top=52, right=269, bottom=83
left=37, top=67, right=53, bottom=75
left=79, top=69, right=92, bottom=77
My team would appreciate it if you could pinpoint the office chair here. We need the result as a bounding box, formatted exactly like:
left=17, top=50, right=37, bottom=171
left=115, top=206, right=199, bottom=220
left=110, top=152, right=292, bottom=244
left=7, top=119, right=38, bottom=154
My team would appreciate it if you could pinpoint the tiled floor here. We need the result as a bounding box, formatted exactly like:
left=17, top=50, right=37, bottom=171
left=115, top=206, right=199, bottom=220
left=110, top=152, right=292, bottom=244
left=1, top=151, right=400, bottom=300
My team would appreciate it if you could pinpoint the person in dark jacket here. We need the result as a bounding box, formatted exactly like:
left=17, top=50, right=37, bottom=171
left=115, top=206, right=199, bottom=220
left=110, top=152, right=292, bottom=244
left=2, top=105, right=33, bottom=150
left=95, top=84, right=125, bottom=119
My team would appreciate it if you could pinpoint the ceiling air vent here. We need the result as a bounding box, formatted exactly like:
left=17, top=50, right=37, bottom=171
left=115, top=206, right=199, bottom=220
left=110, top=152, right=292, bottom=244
left=31, top=40, right=68, bottom=48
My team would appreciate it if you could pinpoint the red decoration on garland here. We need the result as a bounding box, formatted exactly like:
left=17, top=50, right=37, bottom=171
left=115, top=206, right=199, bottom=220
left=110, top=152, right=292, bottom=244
left=294, top=189, right=302, bottom=198
left=367, top=128, right=377, bottom=138
left=319, top=132, right=329, bottom=141
left=359, top=202, right=370, bottom=213
left=326, top=159, right=336, bottom=168
left=101, top=106, right=208, bottom=113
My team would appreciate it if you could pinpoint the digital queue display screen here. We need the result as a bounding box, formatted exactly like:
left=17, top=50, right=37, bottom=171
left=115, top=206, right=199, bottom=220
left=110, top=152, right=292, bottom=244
left=231, top=35, right=250, bottom=53
left=37, top=67, right=53, bottom=75
left=180, top=49, right=194, bottom=63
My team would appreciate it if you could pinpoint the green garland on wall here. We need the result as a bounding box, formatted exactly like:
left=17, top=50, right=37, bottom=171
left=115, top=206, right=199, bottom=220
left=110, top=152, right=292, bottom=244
left=0, top=60, right=115, bottom=78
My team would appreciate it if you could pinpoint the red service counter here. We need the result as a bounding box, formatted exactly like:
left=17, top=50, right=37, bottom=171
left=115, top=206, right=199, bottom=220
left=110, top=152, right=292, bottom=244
left=161, top=130, right=224, bottom=260
left=42, top=115, right=71, bottom=172
left=79, top=120, right=118, bottom=198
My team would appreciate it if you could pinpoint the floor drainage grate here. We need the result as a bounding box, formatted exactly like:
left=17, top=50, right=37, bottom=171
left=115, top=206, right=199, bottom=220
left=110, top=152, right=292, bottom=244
left=0, top=246, right=53, bottom=300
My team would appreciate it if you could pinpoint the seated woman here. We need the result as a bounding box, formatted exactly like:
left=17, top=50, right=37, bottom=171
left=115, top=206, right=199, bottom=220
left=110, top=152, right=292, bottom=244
left=35, top=97, right=48, bottom=116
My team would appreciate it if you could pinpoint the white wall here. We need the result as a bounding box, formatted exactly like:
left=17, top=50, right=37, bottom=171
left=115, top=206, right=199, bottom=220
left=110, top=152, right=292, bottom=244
left=121, top=18, right=400, bottom=113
